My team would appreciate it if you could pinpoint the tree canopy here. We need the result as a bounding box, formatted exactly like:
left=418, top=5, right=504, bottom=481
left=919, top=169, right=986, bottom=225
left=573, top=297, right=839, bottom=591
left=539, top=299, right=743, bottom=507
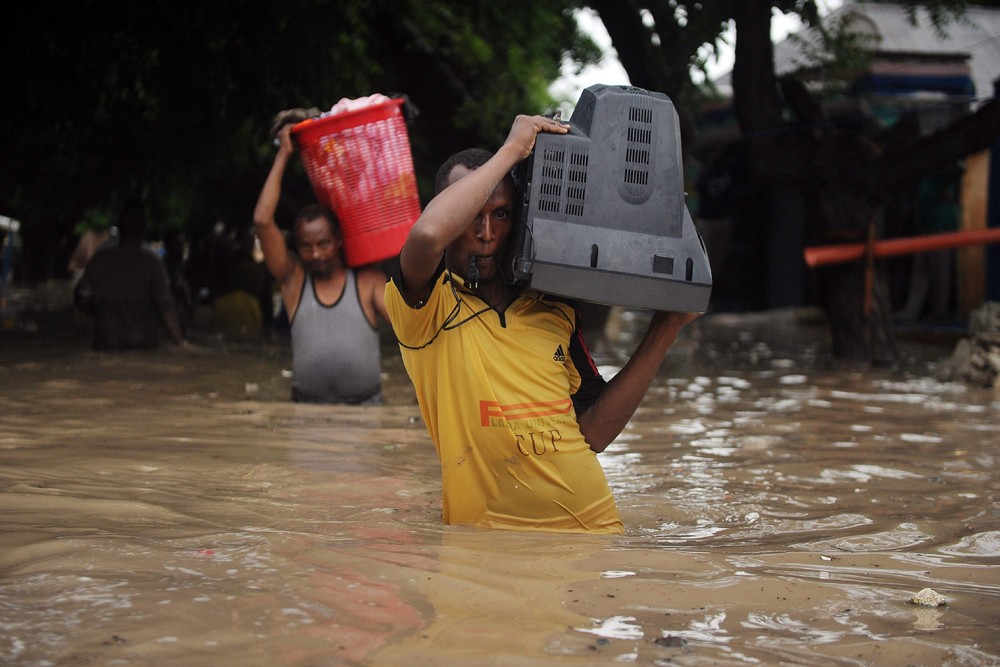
left=1, top=0, right=598, bottom=280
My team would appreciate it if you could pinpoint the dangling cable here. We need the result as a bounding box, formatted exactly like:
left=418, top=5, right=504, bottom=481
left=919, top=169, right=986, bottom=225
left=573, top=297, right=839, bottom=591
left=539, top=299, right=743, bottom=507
left=396, top=269, right=493, bottom=350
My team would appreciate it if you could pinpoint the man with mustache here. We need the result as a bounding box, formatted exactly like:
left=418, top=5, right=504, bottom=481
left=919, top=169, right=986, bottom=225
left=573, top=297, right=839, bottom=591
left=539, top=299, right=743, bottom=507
left=385, top=114, right=700, bottom=533
left=253, top=121, right=389, bottom=405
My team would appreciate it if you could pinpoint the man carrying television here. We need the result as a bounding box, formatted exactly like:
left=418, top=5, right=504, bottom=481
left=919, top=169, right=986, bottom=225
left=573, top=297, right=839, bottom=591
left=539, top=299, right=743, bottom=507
left=384, top=113, right=699, bottom=534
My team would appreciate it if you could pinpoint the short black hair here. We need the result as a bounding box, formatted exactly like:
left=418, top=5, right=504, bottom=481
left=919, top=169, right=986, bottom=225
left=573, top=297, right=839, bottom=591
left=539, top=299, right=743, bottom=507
left=293, top=203, right=341, bottom=241
left=434, top=148, right=493, bottom=195
left=117, top=198, right=147, bottom=243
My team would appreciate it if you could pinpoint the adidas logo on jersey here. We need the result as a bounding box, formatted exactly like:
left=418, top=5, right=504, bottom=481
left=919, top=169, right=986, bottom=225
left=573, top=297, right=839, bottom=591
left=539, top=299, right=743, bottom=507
left=553, top=345, right=566, bottom=362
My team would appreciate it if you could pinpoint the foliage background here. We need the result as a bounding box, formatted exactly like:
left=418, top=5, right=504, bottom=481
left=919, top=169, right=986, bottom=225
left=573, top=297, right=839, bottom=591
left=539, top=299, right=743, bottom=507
left=0, top=0, right=601, bottom=280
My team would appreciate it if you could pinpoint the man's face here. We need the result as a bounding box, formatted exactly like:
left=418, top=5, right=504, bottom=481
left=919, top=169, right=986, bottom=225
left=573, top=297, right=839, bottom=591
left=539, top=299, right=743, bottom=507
left=444, top=165, right=515, bottom=286
left=295, top=217, right=341, bottom=279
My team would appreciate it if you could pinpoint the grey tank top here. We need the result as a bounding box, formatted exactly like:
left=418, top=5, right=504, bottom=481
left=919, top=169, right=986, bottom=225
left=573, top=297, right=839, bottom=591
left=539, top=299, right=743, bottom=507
left=290, top=269, right=381, bottom=403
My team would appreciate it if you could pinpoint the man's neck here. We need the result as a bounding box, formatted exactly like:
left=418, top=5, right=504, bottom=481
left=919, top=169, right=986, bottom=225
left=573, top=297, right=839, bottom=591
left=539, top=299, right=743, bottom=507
left=311, top=266, right=348, bottom=300
left=477, top=278, right=515, bottom=312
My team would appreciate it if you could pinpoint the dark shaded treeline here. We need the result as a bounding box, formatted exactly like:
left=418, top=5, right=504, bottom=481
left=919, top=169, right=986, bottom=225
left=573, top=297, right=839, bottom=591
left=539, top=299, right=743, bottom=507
left=0, top=0, right=598, bottom=281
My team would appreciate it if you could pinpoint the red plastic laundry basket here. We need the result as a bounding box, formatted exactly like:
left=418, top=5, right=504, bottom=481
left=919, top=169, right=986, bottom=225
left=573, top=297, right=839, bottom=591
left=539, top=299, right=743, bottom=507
left=291, top=98, right=421, bottom=267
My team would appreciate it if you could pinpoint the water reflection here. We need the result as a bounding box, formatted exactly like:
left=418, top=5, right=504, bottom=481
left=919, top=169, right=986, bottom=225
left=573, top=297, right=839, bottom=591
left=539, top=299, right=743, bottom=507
left=1, top=308, right=998, bottom=665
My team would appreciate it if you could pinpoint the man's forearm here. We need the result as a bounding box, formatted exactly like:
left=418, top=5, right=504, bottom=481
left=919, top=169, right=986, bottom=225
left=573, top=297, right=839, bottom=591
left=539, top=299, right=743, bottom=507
left=578, top=312, right=696, bottom=452
left=253, top=150, right=292, bottom=228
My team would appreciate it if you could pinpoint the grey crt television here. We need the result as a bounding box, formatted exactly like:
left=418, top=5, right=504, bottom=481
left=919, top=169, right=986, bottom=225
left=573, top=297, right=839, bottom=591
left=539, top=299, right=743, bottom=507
left=509, top=84, right=712, bottom=312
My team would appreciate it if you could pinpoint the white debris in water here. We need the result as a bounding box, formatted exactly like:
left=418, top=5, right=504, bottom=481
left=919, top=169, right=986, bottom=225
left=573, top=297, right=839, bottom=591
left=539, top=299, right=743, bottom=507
left=910, top=587, right=947, bottom=607
left=900, top=433, right=942, bottom=443
left=601, top=570, right=636, bottom=579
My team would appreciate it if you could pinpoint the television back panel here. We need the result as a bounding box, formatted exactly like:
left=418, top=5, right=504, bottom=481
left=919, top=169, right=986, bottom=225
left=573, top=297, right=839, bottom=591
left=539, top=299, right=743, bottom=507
left=510, top=84, right=712, bottom=312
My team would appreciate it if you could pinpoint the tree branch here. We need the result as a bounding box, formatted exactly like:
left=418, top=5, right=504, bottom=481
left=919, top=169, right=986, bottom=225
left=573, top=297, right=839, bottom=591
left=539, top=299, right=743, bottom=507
left=882, top=97, right=1000, bottom=189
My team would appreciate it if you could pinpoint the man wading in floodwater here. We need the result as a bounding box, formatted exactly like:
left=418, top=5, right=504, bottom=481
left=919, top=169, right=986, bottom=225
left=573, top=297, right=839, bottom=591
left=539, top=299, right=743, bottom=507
left=254, top=112, right=390, bottom=405
left=384, top=113, right=699, bottom=533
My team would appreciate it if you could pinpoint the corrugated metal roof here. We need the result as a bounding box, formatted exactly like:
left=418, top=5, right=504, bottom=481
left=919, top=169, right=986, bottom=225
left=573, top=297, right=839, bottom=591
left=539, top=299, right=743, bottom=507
left=772, top=2, right=1000, bottom=101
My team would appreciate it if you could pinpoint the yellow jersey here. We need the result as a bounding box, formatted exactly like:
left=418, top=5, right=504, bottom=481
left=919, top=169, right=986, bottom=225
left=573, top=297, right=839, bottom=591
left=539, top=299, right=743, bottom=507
left=385, top=268, right=623, bottom=534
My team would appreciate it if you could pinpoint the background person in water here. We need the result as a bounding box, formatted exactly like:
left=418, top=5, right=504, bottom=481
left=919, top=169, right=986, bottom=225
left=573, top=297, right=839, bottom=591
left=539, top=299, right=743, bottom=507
left=73, top=198, right=188, bottom=351
left=253, top=115, right=390, bottom=405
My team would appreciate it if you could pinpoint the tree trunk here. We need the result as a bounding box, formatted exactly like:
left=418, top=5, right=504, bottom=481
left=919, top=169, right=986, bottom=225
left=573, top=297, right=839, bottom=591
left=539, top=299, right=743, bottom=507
left=732, top=2, right=896, bottom=364
left=822, top=259, right=896, bottom=363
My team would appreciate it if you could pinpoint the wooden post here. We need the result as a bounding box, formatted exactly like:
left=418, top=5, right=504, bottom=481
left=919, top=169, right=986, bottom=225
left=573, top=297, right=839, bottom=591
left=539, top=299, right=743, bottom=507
left=958, top=150, right=990, bottom=317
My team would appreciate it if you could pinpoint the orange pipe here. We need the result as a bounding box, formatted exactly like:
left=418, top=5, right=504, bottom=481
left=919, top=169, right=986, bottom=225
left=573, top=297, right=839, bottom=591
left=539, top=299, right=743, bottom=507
left=804, top=227, right=1000, bottom=268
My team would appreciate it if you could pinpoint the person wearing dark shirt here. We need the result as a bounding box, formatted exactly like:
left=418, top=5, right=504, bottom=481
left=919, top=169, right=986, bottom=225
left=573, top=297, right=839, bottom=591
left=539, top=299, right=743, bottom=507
left=74, top=199, right=187, bottom=350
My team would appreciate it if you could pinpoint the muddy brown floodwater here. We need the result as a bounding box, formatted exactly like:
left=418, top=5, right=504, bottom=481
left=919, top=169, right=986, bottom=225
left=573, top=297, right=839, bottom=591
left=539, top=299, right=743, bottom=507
left=1, top=305, right=998, bottom=666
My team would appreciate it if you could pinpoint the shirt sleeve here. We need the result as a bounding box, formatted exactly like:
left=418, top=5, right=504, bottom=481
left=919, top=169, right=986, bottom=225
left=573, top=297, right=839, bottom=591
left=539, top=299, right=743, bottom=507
left=567, top=304, right=606, bottom=415
left=384, top=254, right=446, bottom=309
